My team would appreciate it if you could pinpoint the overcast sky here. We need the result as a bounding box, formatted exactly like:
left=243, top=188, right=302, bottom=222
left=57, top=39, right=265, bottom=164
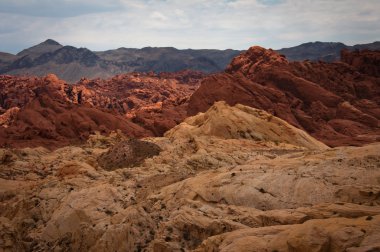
left=0, top=0, right=379, bottom=53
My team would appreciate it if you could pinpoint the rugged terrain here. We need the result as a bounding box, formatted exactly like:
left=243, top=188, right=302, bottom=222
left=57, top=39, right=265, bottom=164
left=75, top=70, right=205, bottom=136
left=0, top=71, right=204, bottom=148
left=1, top=44, right=380, bottom=251
left=189, top=47, right=380, bottom=147
left=1, top=102, right=379, bottom=251
left=0, top=40, right=239, bottom=82
left=1, top=46, right=379, bottom=149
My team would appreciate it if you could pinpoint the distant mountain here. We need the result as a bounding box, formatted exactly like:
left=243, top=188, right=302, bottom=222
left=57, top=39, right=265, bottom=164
left=0, top=39, right=241, bottom=82
left=96, top=47, right=239, bottom=73
left=0, top=52, right=18, bottom=69
left=276, top=41, right=380, bottom=62
left=1, top=39, right=379, bottom=82
left=17, top=39, right=63, bottom=59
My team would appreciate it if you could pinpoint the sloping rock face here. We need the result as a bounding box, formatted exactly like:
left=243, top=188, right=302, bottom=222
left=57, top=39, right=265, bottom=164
left=1, top=102, right=379, bottom=251
left=167, top=101, right=328, bottom=150
left=188, top=46, right=380, bottom=147
left=0, top=71, right=204, bottom=148
left=195, top=216, right=380, bottom=252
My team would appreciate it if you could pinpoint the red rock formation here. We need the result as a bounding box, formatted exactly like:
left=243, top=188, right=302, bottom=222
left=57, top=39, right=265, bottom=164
left=341, top=49, right=380, bottom=77
left=188, top=46, right=380, bottom=147
left=0, top=75, right=151, bottom=148
left=73, top=70, right=205, bottom=136
left=0, top=71, right=205, bottom=148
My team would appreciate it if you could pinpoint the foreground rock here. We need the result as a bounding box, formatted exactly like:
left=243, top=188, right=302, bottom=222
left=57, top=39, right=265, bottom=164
left=1, top=102, right=379, bottom=251
left=188, top=47, right=380, bottom=147
left=196, top=216, right=380, bottom=252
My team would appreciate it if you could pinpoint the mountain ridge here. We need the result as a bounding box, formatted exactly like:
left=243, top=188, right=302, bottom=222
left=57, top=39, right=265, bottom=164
left=0, top=39, right=241, bottom=82
left=277, top=41, right=380, bottom=62
left=1, top=39, right=379, bottom=82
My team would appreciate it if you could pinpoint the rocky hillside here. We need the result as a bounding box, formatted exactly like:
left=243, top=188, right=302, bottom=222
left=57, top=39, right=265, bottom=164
left=168, top=101, right=328, bottom=150
left=0, top=71, right=204, bottom=148
left=0, top=40, right=240, bottom=82
left=188, top=47, right=380, bottom=147
left=1, top=46, right=379, bottom=149
left=1, top=102, right=379, bottom=251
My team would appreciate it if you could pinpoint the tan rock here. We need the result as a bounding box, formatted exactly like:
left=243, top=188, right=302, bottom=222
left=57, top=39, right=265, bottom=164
left=166, top=101, right=328, bottom=150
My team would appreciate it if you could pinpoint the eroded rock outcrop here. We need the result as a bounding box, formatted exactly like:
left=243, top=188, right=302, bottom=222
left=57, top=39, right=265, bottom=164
left=341, top=49, right=380, bottom=77
left=0, top=75, right=151, bottom=148
left=167, top=101, right=328, bottom=150
left=0, top=71, right=204, bottom=148
left=1, top=102, right=379, bottom=251
left=188, top=46, right=380, bottom=147
left=75, top=71, right=205, bottom=136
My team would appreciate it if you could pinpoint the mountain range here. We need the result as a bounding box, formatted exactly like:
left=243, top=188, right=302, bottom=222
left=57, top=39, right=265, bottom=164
left=0, top=39, right=379, bottom=83
left=0, top=39, right=240, bottom=83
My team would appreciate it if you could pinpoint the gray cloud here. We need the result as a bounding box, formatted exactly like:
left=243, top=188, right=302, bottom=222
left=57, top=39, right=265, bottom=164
left=0, top=0, right=122, bottom=17
left=0, top=0, right=379, bottom=53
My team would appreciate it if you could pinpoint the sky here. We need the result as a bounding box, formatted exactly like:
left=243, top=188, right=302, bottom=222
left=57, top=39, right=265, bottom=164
left=0, top=0, right=379, bottom=54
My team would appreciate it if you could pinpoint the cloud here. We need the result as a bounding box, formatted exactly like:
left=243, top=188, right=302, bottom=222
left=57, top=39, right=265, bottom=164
left=0, top=0, right=122, bottom=17
left=0, top=0, right=379, bottom=53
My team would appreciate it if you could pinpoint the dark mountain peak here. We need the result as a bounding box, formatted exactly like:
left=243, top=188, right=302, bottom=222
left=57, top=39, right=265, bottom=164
left=41, top=39, right=62, bottom=46
left=17, top=39, right=63, bottom=58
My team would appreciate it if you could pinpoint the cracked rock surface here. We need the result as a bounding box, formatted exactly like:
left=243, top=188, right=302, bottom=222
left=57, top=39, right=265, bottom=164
left=1, top=102, right=379, bottom=251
